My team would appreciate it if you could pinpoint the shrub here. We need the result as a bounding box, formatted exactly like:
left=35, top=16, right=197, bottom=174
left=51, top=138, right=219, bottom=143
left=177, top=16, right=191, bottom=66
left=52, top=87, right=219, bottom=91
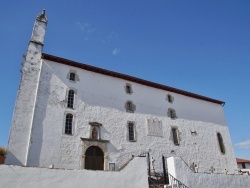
left=0, top=146, right=7, bottom=157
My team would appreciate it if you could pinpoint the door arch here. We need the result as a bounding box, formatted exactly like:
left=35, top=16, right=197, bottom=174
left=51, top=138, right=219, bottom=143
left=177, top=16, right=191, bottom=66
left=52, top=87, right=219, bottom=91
left=85, top=146, right=104, bottom=170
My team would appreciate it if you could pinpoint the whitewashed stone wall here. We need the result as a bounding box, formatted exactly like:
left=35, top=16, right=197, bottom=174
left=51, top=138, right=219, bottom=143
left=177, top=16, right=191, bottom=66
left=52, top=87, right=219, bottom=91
left=15, top=58, right=237, bottom=173
left=0, top=157, right=148, bottom=188
left=6, top=11, right=47, bottom=166
left=167, top=157, right=250, bottom=188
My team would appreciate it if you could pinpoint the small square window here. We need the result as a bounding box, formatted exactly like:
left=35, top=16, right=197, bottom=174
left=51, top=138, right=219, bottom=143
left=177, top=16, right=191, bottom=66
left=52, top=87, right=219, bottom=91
left=125, top=83, right=133, bottom=94
left=67, top=70, right=79, bottom=82
left=167, top=94, right=174, bottom=103
left=125, top=101, right=136, bottom=113
left=109, top=163, right=115, bottom=171
left=69, top=72, right=76, bottom=81
left=168, top=108, right=177, bottom=119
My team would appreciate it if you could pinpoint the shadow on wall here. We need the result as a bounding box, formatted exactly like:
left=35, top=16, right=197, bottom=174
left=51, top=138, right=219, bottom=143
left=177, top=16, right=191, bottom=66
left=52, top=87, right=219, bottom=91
left=26, top=62, right=52, bottom=166
left=5, top=152, right=22, bottom=166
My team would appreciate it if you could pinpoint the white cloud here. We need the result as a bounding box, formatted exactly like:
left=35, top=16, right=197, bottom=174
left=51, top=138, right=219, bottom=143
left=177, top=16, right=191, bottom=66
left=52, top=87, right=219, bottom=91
left=112, top=48, right=120, bottom=56
left=235, top=139, right=250, bottom=149
left=108, top=31, right=114, bottom=39
left=102, top=31, right=116, bottom=44
left=76, top=22, right=95, bottom=33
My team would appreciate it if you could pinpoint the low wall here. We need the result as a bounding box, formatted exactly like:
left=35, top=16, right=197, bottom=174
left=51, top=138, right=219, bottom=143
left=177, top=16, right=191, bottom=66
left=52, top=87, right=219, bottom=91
left=0, top=157, right=148, bottom=188
left=167, top=157, right=250, bottom=188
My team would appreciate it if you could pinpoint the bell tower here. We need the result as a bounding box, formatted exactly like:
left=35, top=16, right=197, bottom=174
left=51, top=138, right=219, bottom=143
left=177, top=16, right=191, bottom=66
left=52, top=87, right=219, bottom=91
left=6, top=10, right=48, bottom=166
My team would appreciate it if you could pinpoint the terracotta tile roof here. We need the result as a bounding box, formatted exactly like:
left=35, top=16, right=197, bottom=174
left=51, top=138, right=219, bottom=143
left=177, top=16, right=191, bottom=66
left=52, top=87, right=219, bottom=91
left=42, top=53, right=225, bottom=105
left=236, top=158, right=250, bottom=163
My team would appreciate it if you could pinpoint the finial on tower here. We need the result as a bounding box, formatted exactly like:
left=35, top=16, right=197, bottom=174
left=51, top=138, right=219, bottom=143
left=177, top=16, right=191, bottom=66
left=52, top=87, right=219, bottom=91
left=29, top=9, right=48, bottom=46
left=37, top=9, right=47, bottom=23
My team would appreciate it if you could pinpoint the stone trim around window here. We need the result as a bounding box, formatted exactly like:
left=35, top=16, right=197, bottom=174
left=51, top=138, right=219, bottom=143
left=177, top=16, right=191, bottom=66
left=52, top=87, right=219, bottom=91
left=65, top=88, right=77, bottom=109
left=167, top=108, right=177, bottom=119
left=125, top=100, right=136, bottom=113
left=166, top=94, right=174, bottom=103
left=125, top=83, right=133, bottom=94
left=66, top=69, right=80, bottom=82
left=63, top=111, right=76, bottom=135
left=170, top=126, right=180, bottom=146
left=89, top=122, right=102, bottom=140
left=127, top=121, right=137, bottom=142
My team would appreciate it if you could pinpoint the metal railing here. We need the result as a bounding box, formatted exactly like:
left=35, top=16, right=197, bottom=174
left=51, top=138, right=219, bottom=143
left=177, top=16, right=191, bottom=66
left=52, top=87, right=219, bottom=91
left=168, top=172, right=188, bottom=188
left=148, top=177, right=163, bottom=188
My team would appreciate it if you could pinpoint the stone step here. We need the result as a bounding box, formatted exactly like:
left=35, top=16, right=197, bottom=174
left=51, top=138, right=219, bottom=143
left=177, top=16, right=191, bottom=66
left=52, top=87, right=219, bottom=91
left=149, top=184, right=171, bottom=188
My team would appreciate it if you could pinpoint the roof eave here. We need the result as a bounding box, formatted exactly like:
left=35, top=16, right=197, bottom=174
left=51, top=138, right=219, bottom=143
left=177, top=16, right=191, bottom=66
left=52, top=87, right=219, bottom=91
left=41, top=53, right=225, bottom=105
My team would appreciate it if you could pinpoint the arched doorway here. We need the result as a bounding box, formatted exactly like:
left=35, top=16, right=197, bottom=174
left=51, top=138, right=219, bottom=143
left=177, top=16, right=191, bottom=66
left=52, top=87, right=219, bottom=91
left=85, top=146, right=104, bottom=170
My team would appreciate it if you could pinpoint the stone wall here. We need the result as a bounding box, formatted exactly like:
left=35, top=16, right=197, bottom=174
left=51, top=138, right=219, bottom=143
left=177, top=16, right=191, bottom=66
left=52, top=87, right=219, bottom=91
left=7, top=57, right=237, bottom=174
left=0, top=157, right=148, bottom=188
left=167, top=157, right=250, bottom=188
left=19, top=59, right=236, bottom=173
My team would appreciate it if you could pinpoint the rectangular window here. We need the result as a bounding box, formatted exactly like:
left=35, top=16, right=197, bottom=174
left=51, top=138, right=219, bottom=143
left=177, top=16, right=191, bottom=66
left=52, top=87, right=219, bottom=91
left=67, top=90, right=75, bottom=108
left=128, top=122, right=135, bottom=141
left=172, top=128, right=179, bottom=145
left=126, top=101, right=136, bottom=113
left=170, top=110, right=175, bottom=119
left=217, top=132, right=225, bottom=154
left=69, top=72, right=76, bottom=81
left=167, top=94, right=173, bottom=103
left=109, top=163, right=115, bottom=171
left=125, top=83, right=132, bottom=94
left=168, top=108, right=177, bottom=119
left=65, top=113, right=73, bottom=135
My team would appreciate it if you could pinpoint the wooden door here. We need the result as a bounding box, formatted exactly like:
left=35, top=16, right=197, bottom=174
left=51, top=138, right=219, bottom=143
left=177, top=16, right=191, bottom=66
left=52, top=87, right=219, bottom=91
left=85, top=146, right=104, bottom=170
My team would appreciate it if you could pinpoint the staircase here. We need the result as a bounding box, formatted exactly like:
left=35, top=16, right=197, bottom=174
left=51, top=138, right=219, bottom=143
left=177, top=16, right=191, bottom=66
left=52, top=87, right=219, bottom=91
left=148, top=172, right=188, bottom=188
left=147, top=154, right=188, bottom=188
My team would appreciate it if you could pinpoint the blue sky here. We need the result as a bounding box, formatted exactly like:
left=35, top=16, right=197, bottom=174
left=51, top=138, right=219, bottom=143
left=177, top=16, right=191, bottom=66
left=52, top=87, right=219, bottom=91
left=0, top=1, right=249, bottom=159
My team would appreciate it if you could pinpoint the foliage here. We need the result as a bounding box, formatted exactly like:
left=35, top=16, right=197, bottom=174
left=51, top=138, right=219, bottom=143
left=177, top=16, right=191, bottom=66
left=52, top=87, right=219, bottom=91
left=0, top=146, right=7, bottom=157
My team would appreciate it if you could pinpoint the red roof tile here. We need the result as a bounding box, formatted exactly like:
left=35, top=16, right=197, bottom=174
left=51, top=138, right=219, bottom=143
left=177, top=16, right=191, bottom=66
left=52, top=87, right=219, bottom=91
left=236, top=158, right=250, bottom=163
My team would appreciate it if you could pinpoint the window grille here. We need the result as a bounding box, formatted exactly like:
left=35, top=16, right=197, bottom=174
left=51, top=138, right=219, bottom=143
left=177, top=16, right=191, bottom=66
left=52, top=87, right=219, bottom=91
left=126, top=101, right=135, bottom=113
left=128, top=122, right=135, bottom=141
left=69, top=72, right=76, bottom=81
left=65, top=114, right=73, bottom=134
left=67, top=90, right=75, bottom=108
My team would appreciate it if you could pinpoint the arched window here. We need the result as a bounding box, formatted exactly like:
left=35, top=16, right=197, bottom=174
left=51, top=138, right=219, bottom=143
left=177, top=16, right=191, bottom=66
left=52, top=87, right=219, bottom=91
left=65, top=114, right=73, bottom=134
left=69, top=72, right=76, bottom=81
left=217, top=133, right=225, bottom=154
left=67, top=90, right=75, bottom=108
left=125, top=101, right=135, bottom=113
left=168, top=108, right=177, bottom=119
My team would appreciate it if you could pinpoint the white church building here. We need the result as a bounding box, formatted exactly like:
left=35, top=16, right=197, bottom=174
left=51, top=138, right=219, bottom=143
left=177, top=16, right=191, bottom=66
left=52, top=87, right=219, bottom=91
left=4, top=10, right=250, bottom=188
